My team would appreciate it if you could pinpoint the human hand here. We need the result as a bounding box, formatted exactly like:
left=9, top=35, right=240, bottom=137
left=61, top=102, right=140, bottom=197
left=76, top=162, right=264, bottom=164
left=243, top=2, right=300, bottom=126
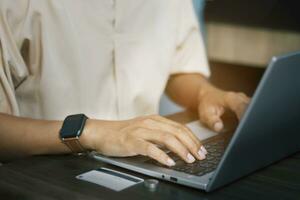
left=198, top=87, right=250, bottom=132
left=81, top=115, right=207, bottom=166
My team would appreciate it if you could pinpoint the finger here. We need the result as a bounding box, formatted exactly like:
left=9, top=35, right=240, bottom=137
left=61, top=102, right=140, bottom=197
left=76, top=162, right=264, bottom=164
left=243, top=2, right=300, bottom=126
left=199, top=104, right=225, bottom=132
left=150, top=115, right=205, bottom=153
left=225, top=92, right=250, bottom=120
left=142, top=118, right=206, bottom=160
left=138, top=128, right=196, bottom=163
left=133, top=139, right=175, bottom=167
left=152, top=115, right=204, bottom=149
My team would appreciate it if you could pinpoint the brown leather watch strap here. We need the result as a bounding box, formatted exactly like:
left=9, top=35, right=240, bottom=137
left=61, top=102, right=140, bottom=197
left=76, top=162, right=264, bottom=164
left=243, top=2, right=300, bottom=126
left=62, top=137, right=86, bottom=154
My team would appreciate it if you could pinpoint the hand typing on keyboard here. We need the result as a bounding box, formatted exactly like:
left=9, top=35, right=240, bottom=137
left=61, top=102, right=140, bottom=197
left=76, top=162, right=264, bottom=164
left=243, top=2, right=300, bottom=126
left=83, top=115, right=208, bottom=167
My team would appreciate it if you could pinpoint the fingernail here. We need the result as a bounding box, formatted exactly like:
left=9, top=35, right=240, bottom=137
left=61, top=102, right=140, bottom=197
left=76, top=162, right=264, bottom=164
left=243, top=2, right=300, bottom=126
left=167, top=158, right=175, bottom=166
left=214, top=122, right=223, bottom=132
left=198, top=150, right=206, bottom=160
left=201, top=146, right=207, bottom=154
left=187, top=153, right=195, bottom=163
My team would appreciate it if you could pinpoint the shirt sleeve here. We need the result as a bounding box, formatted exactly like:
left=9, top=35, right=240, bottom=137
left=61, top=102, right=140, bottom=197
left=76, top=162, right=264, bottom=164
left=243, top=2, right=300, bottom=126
left=0, top=0, right=29, bottom=115
left=170, top=0, right=210, bottom=77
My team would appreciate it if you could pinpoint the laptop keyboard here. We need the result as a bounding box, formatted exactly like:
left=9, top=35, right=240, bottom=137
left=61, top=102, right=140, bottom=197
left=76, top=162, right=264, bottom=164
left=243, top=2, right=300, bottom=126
left=146, top=139, right=226, bottom=176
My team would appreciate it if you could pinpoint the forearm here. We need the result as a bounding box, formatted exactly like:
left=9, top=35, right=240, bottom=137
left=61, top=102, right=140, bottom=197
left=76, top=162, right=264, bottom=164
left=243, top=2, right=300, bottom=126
left=0, top=113, right=70, bottom=161
left=0, top=113, right=210, bottom=166
left=165, top=73, right=218, bottom=110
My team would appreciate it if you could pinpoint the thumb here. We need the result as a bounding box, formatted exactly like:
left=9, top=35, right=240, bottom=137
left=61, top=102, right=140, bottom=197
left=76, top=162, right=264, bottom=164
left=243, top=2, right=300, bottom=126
left=198, top=104, right=225, bottom=132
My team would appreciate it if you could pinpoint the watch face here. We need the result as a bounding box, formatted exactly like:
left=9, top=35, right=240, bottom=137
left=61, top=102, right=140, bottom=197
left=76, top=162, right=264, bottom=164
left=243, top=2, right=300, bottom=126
left=60, top=114, right=87, bottom=139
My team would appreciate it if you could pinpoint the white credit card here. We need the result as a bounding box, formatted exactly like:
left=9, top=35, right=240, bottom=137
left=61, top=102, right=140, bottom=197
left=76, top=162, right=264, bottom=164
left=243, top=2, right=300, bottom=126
left=185, top=120, right=218, bottom=140
left=76, top=168, right=144, bottom=191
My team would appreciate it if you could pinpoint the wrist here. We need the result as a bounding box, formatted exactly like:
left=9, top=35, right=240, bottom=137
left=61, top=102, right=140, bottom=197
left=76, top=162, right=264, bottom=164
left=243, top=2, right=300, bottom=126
left=197, top=82, right=215, bottom=102
left=79, top=119, right=98, bottom=151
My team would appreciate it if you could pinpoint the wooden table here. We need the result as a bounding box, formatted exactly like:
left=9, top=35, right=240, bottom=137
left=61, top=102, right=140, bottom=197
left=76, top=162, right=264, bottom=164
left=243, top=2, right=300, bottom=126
left=1, top=112, right=300, bottom=199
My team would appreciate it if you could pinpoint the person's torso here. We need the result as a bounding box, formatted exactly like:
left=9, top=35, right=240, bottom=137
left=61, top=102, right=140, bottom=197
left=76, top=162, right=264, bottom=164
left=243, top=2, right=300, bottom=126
left=7, top=0, right=181, bottom=120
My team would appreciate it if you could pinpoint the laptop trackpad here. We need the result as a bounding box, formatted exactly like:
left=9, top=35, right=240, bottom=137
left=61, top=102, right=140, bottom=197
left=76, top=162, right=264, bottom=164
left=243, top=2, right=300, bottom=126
left=186, top=120, right=218, bottom=140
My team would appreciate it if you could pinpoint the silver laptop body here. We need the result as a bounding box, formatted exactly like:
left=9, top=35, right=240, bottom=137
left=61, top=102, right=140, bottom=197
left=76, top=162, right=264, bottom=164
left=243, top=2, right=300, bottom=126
left=92, top=51, right=300, bottom=192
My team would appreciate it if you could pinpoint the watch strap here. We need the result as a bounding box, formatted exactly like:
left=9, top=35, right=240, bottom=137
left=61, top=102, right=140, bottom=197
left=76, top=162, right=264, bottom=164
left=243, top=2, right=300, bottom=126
left=62, top=137, right=86, bottom=154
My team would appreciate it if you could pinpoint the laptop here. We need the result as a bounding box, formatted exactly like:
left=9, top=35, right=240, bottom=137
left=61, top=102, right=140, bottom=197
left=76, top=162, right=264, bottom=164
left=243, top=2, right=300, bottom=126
left=91, top=51, right=300, bottom=192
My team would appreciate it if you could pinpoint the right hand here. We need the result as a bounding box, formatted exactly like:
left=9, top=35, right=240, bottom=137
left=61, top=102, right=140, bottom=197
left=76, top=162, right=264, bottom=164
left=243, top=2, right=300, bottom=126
left=81, top=115, right=207, bottom=167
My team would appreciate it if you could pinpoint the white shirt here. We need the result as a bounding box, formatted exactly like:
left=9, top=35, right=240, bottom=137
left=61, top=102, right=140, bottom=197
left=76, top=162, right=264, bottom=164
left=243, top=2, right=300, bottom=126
left=0, top=0, right=209, bottom=120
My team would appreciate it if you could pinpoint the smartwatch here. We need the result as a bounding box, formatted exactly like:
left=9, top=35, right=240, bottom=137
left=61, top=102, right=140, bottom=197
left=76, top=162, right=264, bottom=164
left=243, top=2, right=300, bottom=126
left=59, top=114, right=88, bottom=154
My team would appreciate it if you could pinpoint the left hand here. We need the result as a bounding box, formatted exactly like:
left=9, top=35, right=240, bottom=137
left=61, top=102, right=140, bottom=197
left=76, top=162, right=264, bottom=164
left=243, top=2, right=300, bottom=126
left=198, top=87, right=250, bottom=132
